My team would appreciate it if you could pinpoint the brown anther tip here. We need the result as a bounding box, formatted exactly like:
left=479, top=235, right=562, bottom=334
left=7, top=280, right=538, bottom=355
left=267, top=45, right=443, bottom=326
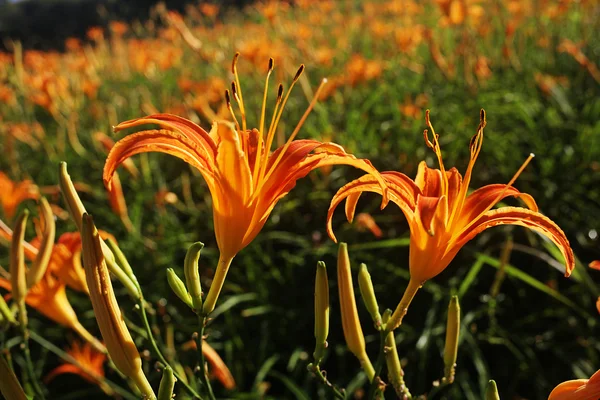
left=425, top=109, right=431, bottom=124
left=231, top=81, right=237, bottom=95
left=224, top=90, right=231, bottom=105
left=268, top=57, right=274, bottom=72
left=480, top=108, right=486, bottom=121
left=277, top=83, right=283, bottom=100
left=232, top=52, right=240, bottom=73
left=293, top=64, right=305, bottom=81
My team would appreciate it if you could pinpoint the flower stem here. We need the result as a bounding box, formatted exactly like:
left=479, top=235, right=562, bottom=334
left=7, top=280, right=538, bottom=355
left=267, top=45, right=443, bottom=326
left=196, top=315, right=216, bottom=400
left=307, top=363, right=346, bottom=399
left=367, top=330, right=387, bottom=400
left=386, top=278, right=421, bottom=333
left=202, top=255, right=234, bottom=315
left=17, top=304, right=45, bottom=400
left=137, top=298, right=203, bottom=399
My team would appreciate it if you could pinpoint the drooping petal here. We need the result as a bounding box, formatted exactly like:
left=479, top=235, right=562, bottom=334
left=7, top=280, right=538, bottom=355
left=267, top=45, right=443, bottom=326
left=114, top=113, right=217, bottom=153
left=103, top=129, right=216, bottom=190
left=457, top=184, right=538, bottom=227
left=326, top=172, right=417, bottom=243
left=452, top=207, right=575, bottom=276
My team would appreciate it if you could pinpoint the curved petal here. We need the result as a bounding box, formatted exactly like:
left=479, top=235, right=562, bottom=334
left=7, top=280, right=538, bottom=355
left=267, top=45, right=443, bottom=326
left=326, top=173, right=417, bottom=242
left=452, top=207, right=575, bottom=277
left=114, top=113, right=217, bottom=153
left=103, top=129, right=216, bottom=190
left=457, top=184, right=538, bottom=228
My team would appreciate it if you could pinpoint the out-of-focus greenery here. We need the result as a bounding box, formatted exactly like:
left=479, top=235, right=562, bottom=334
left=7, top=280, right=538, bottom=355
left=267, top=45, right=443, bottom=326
left=0, top=1, right=599, bottom=399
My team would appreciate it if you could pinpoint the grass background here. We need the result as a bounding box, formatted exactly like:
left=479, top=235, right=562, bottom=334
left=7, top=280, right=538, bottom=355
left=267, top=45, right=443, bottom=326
left=1, top=0, right=599, bottom=399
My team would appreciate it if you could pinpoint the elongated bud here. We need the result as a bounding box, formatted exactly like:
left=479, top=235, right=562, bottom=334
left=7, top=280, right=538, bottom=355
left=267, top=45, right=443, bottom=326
left=337, top=243, right=374, bottom=380
left=10, top=211, right=28, bottom=322
left=26, top=197, right=55, bottom=288
left=167, top=268, right=193, bottom=308
left=157, top=366, right=176, bottom=400
left=0, top=355, right=28, bottom=400
left=184, top=242, right=204, bottom=311
left=443, top=296, right=460, bottom=384
left=105, top=238, right=142, bottom=300
left=81, top=213, right=155, bottom=399
left=358, top=263, right=381, bottom=326
left=0, top=295, right=16, bottom=325
left=313, top=261, right=329, bottom=364
left=485, top=380, right=500, bottom=400
left=59, top=162, right=86, bottom=232
left=59, top=162, right=116, bottom=264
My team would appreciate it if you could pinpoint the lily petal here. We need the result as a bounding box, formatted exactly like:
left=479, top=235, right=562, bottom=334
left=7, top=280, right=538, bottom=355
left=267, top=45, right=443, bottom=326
left=326, top=172, right=417, bottom=243
left=458, top=184, right=538, bottom=226
left=103, top=129, right=216, bottom=190
left=453, top=207, right=575, bottom=276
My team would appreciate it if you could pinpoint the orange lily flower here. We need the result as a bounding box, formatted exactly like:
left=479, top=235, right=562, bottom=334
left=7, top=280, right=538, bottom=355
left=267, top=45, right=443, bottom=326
left=549, top=370, right=600, bottom=400
left=44, top=341, right=107, bottom=386
left=182, top=340, right=236, bottom=390
left=103, top=55, right=387, bottom=314
left=327, top=110, right=574, bottom=330
left=0, top=172, right=40, bottom=220
left=0, top=272, right=105, bottom=353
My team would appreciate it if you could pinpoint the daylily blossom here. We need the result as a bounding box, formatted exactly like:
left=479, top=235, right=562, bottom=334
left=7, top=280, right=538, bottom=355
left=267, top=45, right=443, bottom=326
left=548, top=370, right=600, bottom=400
left=44, top=341, right=112, bottom=395
left=0, top=172, right=40, bottom=220
left=103, top=54, right=387, bottom=314
left=0, top=272, right=105, bottom=353
left=327, top=110, right=574, bottom=330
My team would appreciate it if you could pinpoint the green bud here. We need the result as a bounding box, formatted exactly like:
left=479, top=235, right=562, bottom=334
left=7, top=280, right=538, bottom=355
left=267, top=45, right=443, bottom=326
left=0, top=296, right=16, bottom=325
left=485, top=380, right=500, bottom=400
left=313, top=261, right=329, bottom=364
left=443, top=296, right=460, bottom=384
left=358, top=263, right=381, bottom=326
left=184, top=242, right=204, bottom=311
left=10, top=210, right=28, bottom=327
left=157, top=366, right=177, bottom=400
left=167, top=268, right=193, bottom=308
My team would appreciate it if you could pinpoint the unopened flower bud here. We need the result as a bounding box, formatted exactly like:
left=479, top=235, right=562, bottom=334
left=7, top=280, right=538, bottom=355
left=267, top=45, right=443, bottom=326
left=0, top=296, right=16, bottom=325
left=167, top=268, right=193, bottom=308
left=358, top=263, right=381, bottom=326
left=486, top=380, right=500, bottom=400
left=443, top=296, right=460, bottom=384
left=184, top=242, right=204, bottom=311
left=10, top=210, right=28, bottom=325
left=338, top=243, right=374, bottom=380
left=81, top=213, right=155, bottom=399
left=157, top=366, right=176, bottom=400
left=26, top=197, right=55, bottom=288
left=313, top=261, right=329, bottom=364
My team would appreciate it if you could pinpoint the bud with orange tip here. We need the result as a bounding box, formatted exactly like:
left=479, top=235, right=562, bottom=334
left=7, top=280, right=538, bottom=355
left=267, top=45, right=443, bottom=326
left=81, top=213, right=155, bottom=399
left=337, top=243, right=374, bottom=380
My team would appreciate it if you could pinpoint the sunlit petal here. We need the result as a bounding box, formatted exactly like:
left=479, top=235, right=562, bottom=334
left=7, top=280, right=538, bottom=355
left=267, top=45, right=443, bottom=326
left=453, top=207, right=575, bottom=276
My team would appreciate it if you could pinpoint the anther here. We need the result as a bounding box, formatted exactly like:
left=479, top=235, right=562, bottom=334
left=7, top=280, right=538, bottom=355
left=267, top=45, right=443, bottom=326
left=293, top=64, right=305, bottom=82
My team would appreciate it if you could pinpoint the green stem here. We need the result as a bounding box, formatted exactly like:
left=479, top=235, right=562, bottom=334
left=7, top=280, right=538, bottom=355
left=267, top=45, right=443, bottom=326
left=308, top=363, right=345, bottom=399
left=138, top=298, right=203, bottom=399
left=196, top=315, right=216, bottom=400
left=367, top=330, right=387, bottom=400
left=384, top=331, right=412, bottom=399
left=17, top=304, right=45, bottom=400
left=202, top=255, right=234, bottom=315
left=386, top=278, right=422, bottom=333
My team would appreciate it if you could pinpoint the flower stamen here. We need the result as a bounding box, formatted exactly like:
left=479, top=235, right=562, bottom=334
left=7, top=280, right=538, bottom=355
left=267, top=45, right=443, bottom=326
left=252, top=58, right=275, bottom=184
left=425, top=110, right=448, bottom=197
left=231, top=52, right=247, bottom=132
left=452, top=152, right=535, bottom=241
